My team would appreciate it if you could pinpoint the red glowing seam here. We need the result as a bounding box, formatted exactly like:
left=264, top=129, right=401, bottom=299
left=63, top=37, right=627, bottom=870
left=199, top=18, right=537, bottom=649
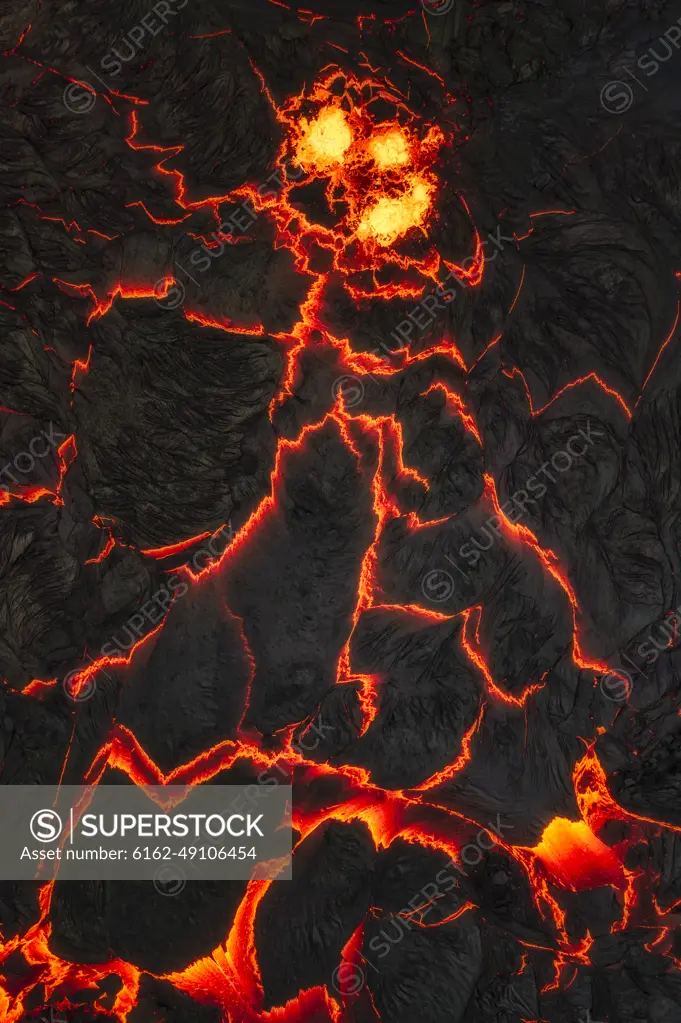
left=183, top=309, right=265, bottom=335
left=511, top=848, right=570, bottom=949
left=0, top=435, right=77, bottom=512
left=391, top=415, right=430, bottom=489
left=370, top=602, right=454, bottom=623
left=269, top=286, right=393, bottom=421
left=247, top=56, right=279, bottom=113
left=421, top=381, right=481, bottom=444
left=188, top=231, right=252, bottom=247
left=405, top=338, right=468, bottom=372
left=125, top=112, right=230, bottom=213
left=611, top=868, right=641, bottom=934
left=87, top=228, right=120, bottom=240
left=57, top=719, right=79, bottom=789
left=344, top=278, right=425, bottom=301
left=20, top=677, right=58, bottom=697
left=24, top=623, right=165, bottom=703
left=70, top=344, right=92, bottom=392
left=514, top=207, right=576, bottom=243
left=0, top=486, right=56, bottom=509
left=442, top=228, right=485, bottom=288
left=653, top=890, right=681, bottom=916
left=471, top=333, right=501, bottom=371
left=645, top=926, right=672, bottom=952
left=502, top=366, right=632, bottom=420
left=508, top=263, right=526, bottom=313
left=381, top=73, right=410, bottom=102
left=512, top=952, right=529, bottom=976
left=636, top=299, right=680, bottom=406
left=334, top=414, right=431, bottom=734
left=140, top=530, right=212, bottom=558
left=404, top=900, right=476, bottom=927
left=421, top=8, right=431, bottom=47
left=357, top=13, right=377, bottom=34
left=391, top=824, right=463, bottom=865
left=297, top=10, right=327, bottom=25
left=459, top=606, right=546, bottom=708
left=529, top=209, right=576, bottom=219
left=540, top=931, right=593, bottom=993
left=233, top=612, right=258, bottom=739
left=178, top=413, right=361, bottom=587
left=188, top=29, right=232, bottom=38
left=9, top=272, right=40, bottom=291
left=8, top=22, right=31, bottom=51
left=404, top=510, right=456, bottom=531
left=124, top=200, right=191, bottom=225
left=359, top=51, right=383, bottom=74
left=52, top=277, right=176, bottom=325
left=410, top=702, right=485, bottom=791
left=395, top=49, right=445, bottom=90
left=385, top=10, right=418, bottom=27
left=84, top=532, right=115, bottom=565
left=86, top=723, right=244, bottom=787
left=4, top=50, right=147, bottom=113
left=14, top=199, right=84, bottom=238
left=326, top=42, right=349, bottom=54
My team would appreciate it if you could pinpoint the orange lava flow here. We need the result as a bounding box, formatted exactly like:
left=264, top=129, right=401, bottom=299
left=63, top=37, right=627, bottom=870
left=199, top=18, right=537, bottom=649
left=528, top=818, right=624, bottom=891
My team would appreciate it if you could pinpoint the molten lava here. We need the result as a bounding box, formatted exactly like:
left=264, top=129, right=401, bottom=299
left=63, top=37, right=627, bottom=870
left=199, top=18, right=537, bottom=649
left=367, top=128, right=410, bottom=169
left=295, top=106, right=354, bottom=170
left=529, top=817, right=624, bottom=892
left=356, top=175, right=435, bottom=247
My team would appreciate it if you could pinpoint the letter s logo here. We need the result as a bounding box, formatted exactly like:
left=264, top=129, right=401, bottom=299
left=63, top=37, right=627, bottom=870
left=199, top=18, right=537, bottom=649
left=30, top=809, right=63, bottom=843
left=637, top=54, right=659, bottom=77
left=368, top=936, right=391, bottom=958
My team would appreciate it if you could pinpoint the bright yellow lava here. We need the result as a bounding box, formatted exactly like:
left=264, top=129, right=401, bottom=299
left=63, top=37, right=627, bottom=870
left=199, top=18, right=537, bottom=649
left=532, top=817, right=623, bottom=890
left=295, top=106, right=353, bottom=170
left=368, top=129, right=410, bottom=169
left=356, top=177, right=434, bottom=247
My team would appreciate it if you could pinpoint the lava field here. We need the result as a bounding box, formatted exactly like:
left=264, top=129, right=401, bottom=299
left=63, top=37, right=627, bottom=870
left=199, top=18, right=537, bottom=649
left=1, top=0, right=681, bottom=1021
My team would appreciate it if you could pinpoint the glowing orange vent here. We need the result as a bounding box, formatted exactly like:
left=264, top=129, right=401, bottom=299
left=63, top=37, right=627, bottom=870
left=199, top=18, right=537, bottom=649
left=531, top=817, right=624, bottom=891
